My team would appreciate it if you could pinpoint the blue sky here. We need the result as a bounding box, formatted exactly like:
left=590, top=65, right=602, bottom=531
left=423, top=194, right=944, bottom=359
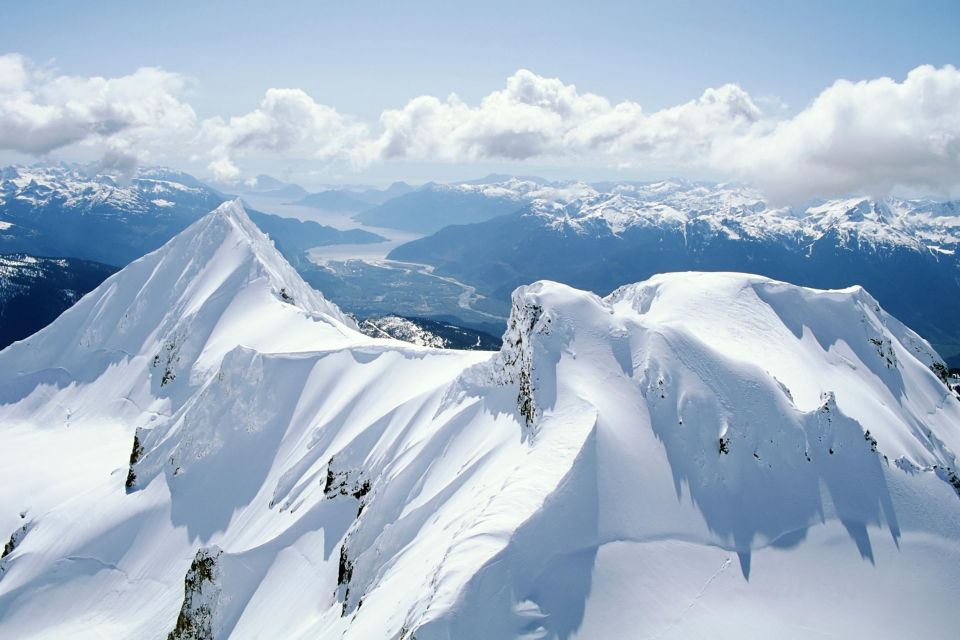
left=4, top=0, right=957, bottom=116
left=1, top=0, right=958, bottom=194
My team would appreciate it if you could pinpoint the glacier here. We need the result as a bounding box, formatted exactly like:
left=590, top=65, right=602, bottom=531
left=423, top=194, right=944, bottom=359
left=0, top=200, right=958, bottom=639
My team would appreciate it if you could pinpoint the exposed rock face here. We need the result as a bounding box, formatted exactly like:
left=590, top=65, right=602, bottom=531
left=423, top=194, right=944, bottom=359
left=124, top=429, right=145, bottom=491
left=168, top=547, right=223, bottom=640
left=451, top=285, right=557, bottom=433
left=496, top=289, right=552, bottom=430
left=337, top=542, right=354, bottom=616
left=1, top=517, right=31, bottom=576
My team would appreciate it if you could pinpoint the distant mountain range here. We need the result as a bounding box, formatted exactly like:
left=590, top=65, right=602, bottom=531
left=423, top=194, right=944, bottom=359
left=353, top=184, right=525, bottom=233
left=208, top=174, right=309, bottom=200
left=349, top=176, right=597, bottom=233
left=292, top=181, right=415, bottom=212
left=3, top=166, right=959, bottom=367
left=0, top=165, right=385, bottom=266
left=388, top=179, right=960, bottom=364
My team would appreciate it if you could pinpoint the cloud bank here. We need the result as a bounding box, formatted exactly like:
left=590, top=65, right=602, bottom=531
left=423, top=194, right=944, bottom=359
left=198, top=88, right=369, bottom=181
left=1, top=52, right=958, bottom=200
left=716, top=64, right=960, bottom=200
left=0, top=54, right=195, bottom=159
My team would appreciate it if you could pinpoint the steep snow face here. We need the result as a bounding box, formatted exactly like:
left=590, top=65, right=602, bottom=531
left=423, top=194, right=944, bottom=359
left=415, top=277, right=960, bottom=640
left=608, top=272, right=960, bottom=460
left=1, top=204, right=959, bottom=638
left=0, top=200, right=360, bottom=428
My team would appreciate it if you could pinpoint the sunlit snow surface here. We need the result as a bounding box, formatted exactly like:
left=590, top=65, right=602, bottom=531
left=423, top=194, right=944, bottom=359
left=0, top=201, right=958, bottom=639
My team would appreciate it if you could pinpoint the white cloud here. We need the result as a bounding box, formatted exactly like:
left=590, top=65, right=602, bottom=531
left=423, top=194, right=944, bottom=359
left=385, top=65, right=958, bottom=200
left=368, top=70, right=614, bottom=162
left=1, top=53, right=959, bottom=200
left=198, top=88, right=368, bottom=180
left=365, top=70, right=761, bottom=166
left=714, top=64, right=960, bottom=201
left=0, top=53, right=196, bottom=157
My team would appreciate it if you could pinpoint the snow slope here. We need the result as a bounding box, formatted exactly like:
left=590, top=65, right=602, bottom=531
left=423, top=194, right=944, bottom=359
left=1, top=202, right=959, bottom=639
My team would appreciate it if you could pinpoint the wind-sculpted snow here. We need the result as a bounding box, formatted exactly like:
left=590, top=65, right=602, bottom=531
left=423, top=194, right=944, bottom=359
left=1, top=203, right=959, bottom=638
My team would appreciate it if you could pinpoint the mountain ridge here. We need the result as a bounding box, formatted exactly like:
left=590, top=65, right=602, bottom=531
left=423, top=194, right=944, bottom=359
left=1, top=201, right=958, bottom=638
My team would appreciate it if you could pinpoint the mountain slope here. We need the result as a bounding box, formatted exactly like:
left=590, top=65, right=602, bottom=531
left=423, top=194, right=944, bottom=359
left=0, top=254, right=117, bottom=349
left=293, top=190, right=375, bottom=212
left=244, top=209, right=383, bottom=256
left=293, top=182, right=416, bottom=211
left=353, top=186, right=526, bottom=233
left=1, top=203, right=959, bottom=638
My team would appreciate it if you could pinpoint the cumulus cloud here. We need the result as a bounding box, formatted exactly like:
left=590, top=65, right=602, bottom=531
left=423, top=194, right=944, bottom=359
left=198, top=88, right=368, bottom=180
left=369, top=70, right=613, bottom=161
left=2, top=53, right=959, bottom=200
left=94, top=147, right=140, bottom=181
left=714, top=64, right=960, bottom=201
left=0, top=53, right=195, bottom=159
left=366, top=70, right=761, bottom=166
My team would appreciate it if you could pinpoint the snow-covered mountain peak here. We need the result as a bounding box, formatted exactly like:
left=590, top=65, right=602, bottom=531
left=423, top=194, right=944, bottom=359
left=799, top=198, right=933, bottom=250
left=0, top=199, right=360, bottom=425
left=3, top=201, right=960, bottom=635
left=493, top=272, right=959, bottom=465
left=442, top=175, right=599, bottom=204
left=194, top=199, right=352, bottom=323
left=803, top=198, right=896, bottom=232
left=807, top=198, right=889, bottom=223
left=438, top=271, right=960, bottom=603
left=621, top=273, right=956, bottom=463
